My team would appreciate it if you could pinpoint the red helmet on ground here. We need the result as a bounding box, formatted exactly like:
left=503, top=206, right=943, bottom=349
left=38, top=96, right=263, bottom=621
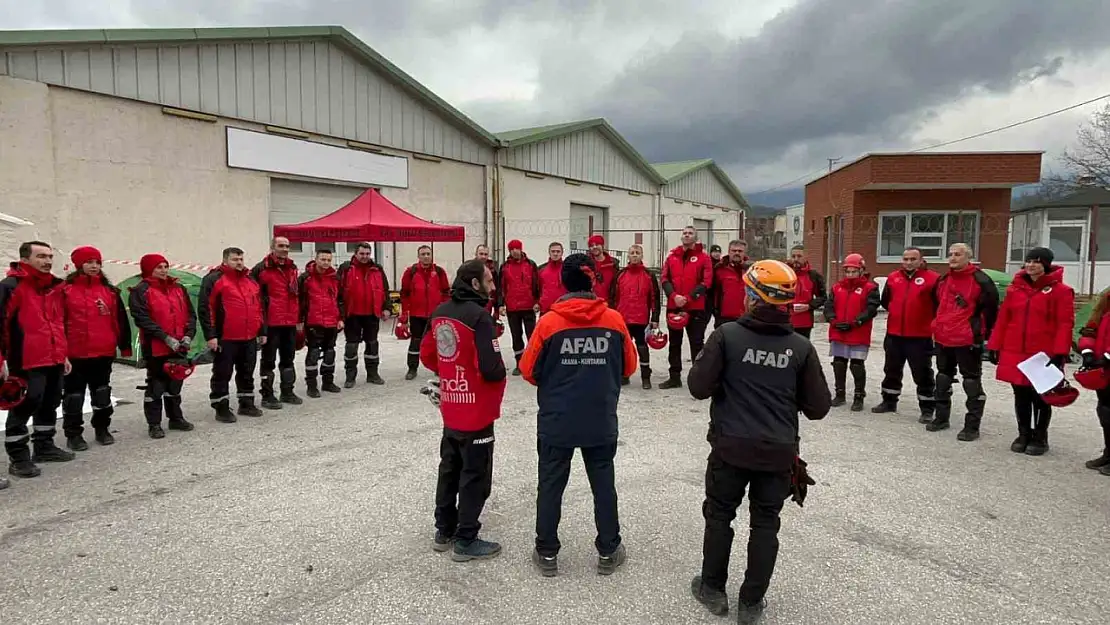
left=1075, top=367, right=1110, bottom=391
left=646, top=327, right=668, bottom=350
left=395, top=321, right=411, bottom=340
left=666, top=312, right=689, bottom=331
left=0, top=376, right=28, bottom=410
left=163, top=361, right=196, bottom=381
left=843, top=253, right=865, bottom=269
left=495, top=319, right=505, bottom=338
left=1042, top=381, right=1080, bottom=407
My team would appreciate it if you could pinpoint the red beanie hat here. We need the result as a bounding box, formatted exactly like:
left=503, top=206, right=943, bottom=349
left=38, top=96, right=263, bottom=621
left=588, top=234, right=605, bottom=247
left=507, top=239, right=523, bottom=251
left=140, top=253, right=169, bottom=277
left=70, top=246, right=102, bottom=268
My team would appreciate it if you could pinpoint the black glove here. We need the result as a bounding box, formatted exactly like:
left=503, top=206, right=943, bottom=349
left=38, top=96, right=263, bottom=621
left=789, top=456, right=816, bottom=508
left=1081, top=350, right=1098, bottom=369
left=987, top=350, right=999, bottom=365
left=834, top=322, right=852, bottom=332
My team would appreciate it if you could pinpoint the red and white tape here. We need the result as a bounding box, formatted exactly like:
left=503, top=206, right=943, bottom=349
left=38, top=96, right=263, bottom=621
left=62, top=258, right=216, bottom=272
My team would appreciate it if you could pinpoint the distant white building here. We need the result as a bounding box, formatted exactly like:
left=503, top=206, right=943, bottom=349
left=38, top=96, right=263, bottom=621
left=785, top=203, right=805, bottom=252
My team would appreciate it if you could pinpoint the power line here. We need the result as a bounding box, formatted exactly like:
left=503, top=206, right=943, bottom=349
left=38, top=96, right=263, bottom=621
left=748, top=91, right=1110, bottom=199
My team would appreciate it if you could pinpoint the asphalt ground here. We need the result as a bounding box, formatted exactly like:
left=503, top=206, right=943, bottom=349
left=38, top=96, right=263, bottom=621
left=1, top=314, right=1108, bottom=624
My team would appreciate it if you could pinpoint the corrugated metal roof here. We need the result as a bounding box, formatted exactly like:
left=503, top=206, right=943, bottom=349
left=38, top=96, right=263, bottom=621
left=495, top=118, right=666, bottom=184
left=0, top=25, right=499, bottom=146
left=651, top=159, right=748, bottom=209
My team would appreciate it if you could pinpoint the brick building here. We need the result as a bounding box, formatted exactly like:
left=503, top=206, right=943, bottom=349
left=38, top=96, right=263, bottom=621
left=802, top=151, right=1042, bottom=281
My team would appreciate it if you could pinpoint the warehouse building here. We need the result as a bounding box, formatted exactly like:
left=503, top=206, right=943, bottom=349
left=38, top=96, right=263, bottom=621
left=652, top=159, right=747, bottom=264
left=0, top=26, right=498, bottom=281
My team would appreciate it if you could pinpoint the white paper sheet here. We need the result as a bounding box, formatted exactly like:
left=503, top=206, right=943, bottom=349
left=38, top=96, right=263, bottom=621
left=1016, top=352, right=1064, bottom=394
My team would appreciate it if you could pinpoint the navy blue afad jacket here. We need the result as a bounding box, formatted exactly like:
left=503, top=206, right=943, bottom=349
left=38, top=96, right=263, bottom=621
left=519, top=292, right=638, bottom=448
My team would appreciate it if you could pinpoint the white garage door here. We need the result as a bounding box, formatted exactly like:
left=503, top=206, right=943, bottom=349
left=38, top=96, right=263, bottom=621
left=269, top=179, right=384, bottom=269
left=569, top=203, right=608, bottom=253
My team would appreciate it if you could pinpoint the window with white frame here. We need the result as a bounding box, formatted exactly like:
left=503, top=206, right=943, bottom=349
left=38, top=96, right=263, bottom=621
left=877, top=211, right=980, bottom=261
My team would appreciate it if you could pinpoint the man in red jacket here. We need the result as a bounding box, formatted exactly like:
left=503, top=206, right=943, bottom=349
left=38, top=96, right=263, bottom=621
left=713, top=240, right=751, bottom=327
left=0, top=241, right=75, bottom=478
left=419, top=259, right=507, bottom=562
left=299, top=248, right=343, bottom=398
left=928, top=243, right=999, bottom=441
left=537, top=242, right=567, bottom=315
left=588, top=234, right=620, bottom=304
left=401, top=245, right=451, bottom=380
left=499, top=239, right=540, bottom=375
left=659, top=226, right=713, bottom=389
left=337, top=243, right=392, bottom=388
left=873, top=247, right=940, bottom=420
left=610, top=243, right=661, bottom=389
left=251, top=236, right=302, bottom=409
left=787, top=245, right=827, bottom=339
left=61, top=245, right=132, bottom=450
left=475, top=244, right=501, bottom=315
left=199, top=247, right=266, bottom=423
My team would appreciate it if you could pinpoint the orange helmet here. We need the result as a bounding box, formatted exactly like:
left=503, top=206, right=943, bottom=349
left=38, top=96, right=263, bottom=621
left=843, top=253, right=865, bottom=269
left=743, top=259, right=797, bottom=306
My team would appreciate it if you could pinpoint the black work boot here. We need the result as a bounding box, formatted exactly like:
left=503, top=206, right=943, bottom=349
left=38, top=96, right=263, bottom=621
left=660, top=375, right=682, bottom=390
left=238, top=397, right=263, bottom=417
left=1026, top=414, right=1051, bottom=455
left=871, top=397, right=897, bottom=414
left=532, top=549, right=558, bottom=577
left=621, top=377, right=630, bottom=386
left=166, top=418, right=194, bottom=432
left=690, top=575, right=729, bottom=616
left=213, top=399, right=237, bottom=423
left=279, top=369, right=303, bottom=405
left=1099, top=464, right=1110, bottom=477
left=405, top=369, right=418, bottom=381
left=597, top=543, right=626, bottom=576
left=33, top=441, right=76, bottom=463
left=8, top=459, right=41, bottom=478
left=432, top=532, right=455, bottom=553
left=1085, top=449, right=1110, bottom=470
left=734, top=598, right=768, bottom=625
left=148, top=425, right=166, bottom=439
left=321, top=375, right=341, bottom=394
left=306, top=376, right=321, bottom=398
left=831, top=359, right=848, bottom=406
left=164, top=395, right=193, bottom=430
left=918, top=405, right=935, bottom=424
left=956, top=425, right=980, bottom=442
left=344, top=368, right=357, bottom=389
left=451, top=537, right=502, bottom=562
left=641, top=366, right=652, bottom=390
left=851, top=393, right=865, bottom=412
left=279, top=391, right=303, bottom=405
left=926, top=418, right=950, bottom=432
left=1012, top=412, right=1032, bottom=453
left=66, top=435, right=89, bottom=451
left=366, top=362, right=385, bottom=385
left=512, top=366, right=522, bottom=376
left=261, top=394, right=283, bottom=410
left=94, top=428, right=115, bottom=446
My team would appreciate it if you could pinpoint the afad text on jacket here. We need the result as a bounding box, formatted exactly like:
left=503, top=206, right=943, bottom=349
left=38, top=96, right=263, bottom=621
left=337, top=257, right=391, bottom=317
left=0, top=262, right=68, bottom=370
left=64, top=272, right=132, bottom=359
left=986, top=267, right=1075, bottom=386
left=401, top=262, right=450, bottom=319
left=128, top=275, right=197, bottom=358
left=199, top=264, right=265, bottom=342
left=537, top=260, right=567, bottom=314
left=932, top=264, right=1000, bottom=348
left=419, top=278, right=507, bottom=433
left=661, top=244, right=712, bottom=311
left=251, top=254, right=300, bottom=327
left=590, top=251, right=620, bottom=303
left=881, top=267, right=940, bottom=338
left=499, top=254, right=539, bottom=312
left=298, top=261, right=341, bottom=328
left=610, top=262, right=661, bottom=326
left=789, top=263, right=827, bottom=329
left=713, top=260, right=749, bottom=320
left=520, top=292, right=638, bottom=448
left=824, top=275, right=881, bottom=346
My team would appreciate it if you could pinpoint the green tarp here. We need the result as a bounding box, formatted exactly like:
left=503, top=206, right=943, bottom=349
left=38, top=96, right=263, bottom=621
left=117, top=269, right=208, bottom=367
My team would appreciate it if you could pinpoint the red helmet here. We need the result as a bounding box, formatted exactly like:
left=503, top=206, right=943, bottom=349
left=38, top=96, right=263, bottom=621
left=0, top=376, right=28, bottom=410
left=395, top=321, right=411, bottom=340
left=646, top=327, right=668, bottom=350
left=843, top=253, right=865, bottom=269
left=295, top=328, right=307, bottom=351
left=1075, top=367, right=1110, bottom=391
left=1042, top=381, right=1080, bottom=407
left=666, top=312, right=689, bottom=331
left=163, top=361, right=196, bottom=381
left=494, top=319, right=505, bottom=338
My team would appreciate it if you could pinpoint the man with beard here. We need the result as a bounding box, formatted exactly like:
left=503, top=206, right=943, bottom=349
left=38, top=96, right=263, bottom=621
left=498, top=240, right=540, bottom=374
left=713, top=240, right=752, bottom=327
left=786, top=245, right=827, bottom=339
left=474, top=244, right=501, bottom=316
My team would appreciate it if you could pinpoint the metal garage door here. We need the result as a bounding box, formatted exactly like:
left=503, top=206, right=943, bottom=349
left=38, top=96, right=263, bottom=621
left=569, top=203, right=608, bottom=253
left=693, top=218, right=714, bottom=248
left=269, top=179, right=383, bottom=268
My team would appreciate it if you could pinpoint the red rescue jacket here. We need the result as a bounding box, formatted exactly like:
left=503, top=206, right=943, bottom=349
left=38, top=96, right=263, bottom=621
left=337, top=258, right=391, bottom=318
left=1079, top=294, right=1110, bottom=357
left=499, top=255, right=539, bottom=312
left=825, top=275, right=881, bottom=347
left=299, top=261, right=341, bottom=328
left=64, top=273, right=131, bottom=359
left=881, top=267, right=940, bottom=338
left=128, top=275, right=196, bottom=359
left=661, top=244, right=712, bottom=311
left=251, top=254, right=300, bottom=327
left=199, top=264, right=264, bottom=342
left=0, top=262, right=68, bottom=370
left=590, top=252, right=619, bottom=303
left=790, top=264, right=827, bottom=329
left=537, top=260, right=566, bottom=314
left=932, top=264, right=999, bottom=348
left=610, top=263, right=660, bottom=326
left=713, top=260, right=750, bottom=320
left=401, top=263, right=450, bottom=319
left=986, top=267, right=1074, bottom=386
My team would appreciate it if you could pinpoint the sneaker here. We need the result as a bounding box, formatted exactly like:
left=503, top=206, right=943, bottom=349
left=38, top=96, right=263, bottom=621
left=66, top=435, right=89, bottom=451
left=1099, top=464, right=1110, bottom=477
left=451, top=537, right=502, bottom=562
left=597, top=543, right=626, bottom=576
left=167, top=419, right=195, bottom=431
left=94, top=429, right=115, bottom=446
left=689, top=575, right=729, bottom=616
left=532, top=549, right=558, bottom=577
left=32, top=443, right=76, bottom=463
left=148, top=425, right=166, bottom=439
left=432, top=532, right=455, bottom=553
left=8, top=460, right=41, bottom=478
left=735, top=598, right=768, bottom=624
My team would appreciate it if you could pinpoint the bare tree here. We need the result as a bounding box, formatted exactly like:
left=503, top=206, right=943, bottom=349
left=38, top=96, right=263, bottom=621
left=1044, top=102, right=1110, bottom=191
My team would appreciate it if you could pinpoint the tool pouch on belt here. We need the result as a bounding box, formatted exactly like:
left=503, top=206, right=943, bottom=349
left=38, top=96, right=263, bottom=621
left=789, top=456, right=816, bottom=508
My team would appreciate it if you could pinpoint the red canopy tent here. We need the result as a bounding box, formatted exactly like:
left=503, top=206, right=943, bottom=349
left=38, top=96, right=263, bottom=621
left=272, top=188, right=465, bottom=243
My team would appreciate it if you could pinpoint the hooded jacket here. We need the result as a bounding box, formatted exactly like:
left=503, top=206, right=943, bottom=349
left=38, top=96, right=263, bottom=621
left=589, top=251, right=620, bottom=303
left=64, top=271, right=132, bottom=360
left=129, top=269, right=197, bottom=359
left=298, top=261, right=342, bottom=328
left=610, top=262, right=661, bottom=326
left=400, top=262, right=450, bottom=319
left=198, top=264, right=264, bottom=342
left=337, top=256, right=391, bottom=318
left=251, top=254, right=300, bottom=327
left=519, top=292, right=638, bottom=448
left=499, top=253, right=540, bottom=312
left=661, top=244, right=713, bottom=312
left=986, top=266, right=1074, bottom=386
left=0, top=262, right=68, bottom=370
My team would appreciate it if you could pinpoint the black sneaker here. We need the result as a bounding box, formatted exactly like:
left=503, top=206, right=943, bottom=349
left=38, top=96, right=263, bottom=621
left=432, top=532, right=455, bottom=553
left=1099, top=464, right=1110, bottom=477
left=94, top=429, right=115, bottom=446
left=261, top=396, right=283, bottom=410
left=956, top=428, right=979, bottom=442
left=66, top=435, right=89, bottom=451
left=321, top=381, right=342, bottom=393
left=167, top=419, right=194, bottom=432
left=871, top=402, right=896, bottom=414
left=8, top=460, right=41, bottom=478
left=1010, top=435, right=1029, bottom=453
left=280, top=392, right=304, bottom=405
left=33, top=443, right=76, bottom=463
left=451, top=537, right=502, bottom=562
left=659, top=377, right=682, bottom=390
left=597, top=543, right=626, bottom=576
left=690, top=575, right=729, bottom=616
left=735, top=598, right=767, bottom=624
left=532, top=549, right=558, bottom=577
left=149, top=425, right=166, bottom=439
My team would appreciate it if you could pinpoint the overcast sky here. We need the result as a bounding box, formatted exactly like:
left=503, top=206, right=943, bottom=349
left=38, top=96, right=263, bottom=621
left=4, top=0, right=1110, bottom=201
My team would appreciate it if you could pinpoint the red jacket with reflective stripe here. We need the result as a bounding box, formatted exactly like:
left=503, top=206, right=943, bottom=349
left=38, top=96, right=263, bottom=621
left=881, top=268, right=940, bottom=338
left=64, top=274, right=131, bottom=359
left=610, top=263, right=660, bottom=326
left=499, top=255, right=539, bottom=312
left=299, top=262, right=341, bottom=328
left=661, top=244, right=712, bottom=311
left=251, top=255, right=300, bottom=327
left=0, top=263, right=68, bottom=370
left=401, top=263, right=450, bottom=319
left=986, top=267, right=1074, bottom=386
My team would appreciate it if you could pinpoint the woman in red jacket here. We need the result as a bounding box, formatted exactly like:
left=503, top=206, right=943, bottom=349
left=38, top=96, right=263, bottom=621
left=61, top=246, right=132, bottom=450
left=986, top=248, right=1074, bottom=456
left=823, top=254, right=880, bottom=411
left=1078, top=288, right=1110, bottom=475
